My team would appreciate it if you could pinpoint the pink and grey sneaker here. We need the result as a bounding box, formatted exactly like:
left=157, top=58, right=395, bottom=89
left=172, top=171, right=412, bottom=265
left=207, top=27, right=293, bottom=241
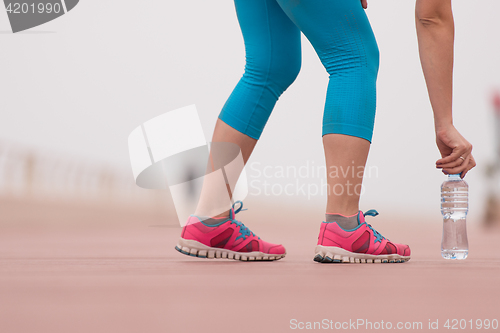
left=175, top=201, right=286, bottom=261
left=314, top=210, right=411, bottom=263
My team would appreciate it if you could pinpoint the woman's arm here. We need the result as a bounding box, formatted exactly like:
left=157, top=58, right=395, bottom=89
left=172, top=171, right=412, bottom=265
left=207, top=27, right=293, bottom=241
left=415, top=0, right=475, bottom=177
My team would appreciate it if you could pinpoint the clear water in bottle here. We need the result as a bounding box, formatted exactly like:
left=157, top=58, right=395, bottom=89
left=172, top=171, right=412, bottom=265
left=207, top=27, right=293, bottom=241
left=441, top=174, right=469, bottom=260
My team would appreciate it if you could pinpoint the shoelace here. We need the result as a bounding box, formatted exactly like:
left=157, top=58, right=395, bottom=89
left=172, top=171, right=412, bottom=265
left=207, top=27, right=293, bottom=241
left=230, top=201, right=256, bottom=241
left=363, top=209, right=386, bottom=244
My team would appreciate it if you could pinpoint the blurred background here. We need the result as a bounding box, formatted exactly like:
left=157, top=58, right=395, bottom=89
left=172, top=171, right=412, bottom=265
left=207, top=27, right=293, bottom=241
left=1, top=0, right=499, bottom=224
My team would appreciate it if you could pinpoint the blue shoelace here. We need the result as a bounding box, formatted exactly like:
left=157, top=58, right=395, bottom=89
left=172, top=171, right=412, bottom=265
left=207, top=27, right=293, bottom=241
left=230, top=201, right=257, bottom=241
left=363, top=209, right=386, bottom=244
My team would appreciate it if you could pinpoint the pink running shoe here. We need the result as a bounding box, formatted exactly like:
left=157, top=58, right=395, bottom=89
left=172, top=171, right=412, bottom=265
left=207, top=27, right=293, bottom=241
left=314, top=210, right=411, bottom=263
left=175, top=201, right=286, bottom=261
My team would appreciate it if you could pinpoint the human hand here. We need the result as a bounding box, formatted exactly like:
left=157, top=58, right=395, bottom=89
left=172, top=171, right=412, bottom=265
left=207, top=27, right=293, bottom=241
left=361, top=0, right=367, bottom=9
left=435, top=125, right=476, bottom=178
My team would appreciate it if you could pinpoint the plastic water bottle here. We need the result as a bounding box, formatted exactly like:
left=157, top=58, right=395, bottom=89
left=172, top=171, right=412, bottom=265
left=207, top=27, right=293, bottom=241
left=441, top=174, right=469, bottom=260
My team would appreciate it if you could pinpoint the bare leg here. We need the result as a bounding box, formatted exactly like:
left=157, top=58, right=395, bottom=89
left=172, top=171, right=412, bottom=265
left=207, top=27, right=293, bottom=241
left=212, top=119, right=257, bottom=164
left=323, top=134, right=370, bottom=216
left=194, top=119, right=257, bottom=218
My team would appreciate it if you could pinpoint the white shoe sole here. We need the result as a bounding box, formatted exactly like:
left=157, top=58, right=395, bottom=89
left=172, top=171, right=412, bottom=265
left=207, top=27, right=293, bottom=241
left=314, top=245, right=410, bottom=263
left=175, top=238, right=286, bottom=261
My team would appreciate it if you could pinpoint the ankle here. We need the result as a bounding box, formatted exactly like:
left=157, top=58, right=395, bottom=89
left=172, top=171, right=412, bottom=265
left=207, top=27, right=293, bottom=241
left=326, top=205, right=359, bottom=216
left=213, top=210, right=230, bottom=219
left=325, top=212, right=359, bottom=230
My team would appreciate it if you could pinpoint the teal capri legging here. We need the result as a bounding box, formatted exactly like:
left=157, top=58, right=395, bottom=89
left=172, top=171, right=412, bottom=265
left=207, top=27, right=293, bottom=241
left=218, top=0, right=379, bottom=142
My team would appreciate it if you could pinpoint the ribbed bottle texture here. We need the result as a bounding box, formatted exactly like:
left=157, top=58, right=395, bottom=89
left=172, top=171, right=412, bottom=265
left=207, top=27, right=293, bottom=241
left=441, top=174, right=469, bottom=260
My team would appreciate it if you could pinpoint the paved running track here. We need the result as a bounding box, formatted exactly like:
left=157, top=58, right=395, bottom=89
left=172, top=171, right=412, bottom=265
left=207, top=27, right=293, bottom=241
left=1, top=198, right=499, bottom=333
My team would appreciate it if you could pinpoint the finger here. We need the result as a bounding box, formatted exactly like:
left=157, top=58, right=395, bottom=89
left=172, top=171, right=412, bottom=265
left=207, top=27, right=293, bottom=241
left=361, top=0, right=368, bottom=9
left=436, top=150, right=463, bottom=166
left=436, top=145, right=471, bottom=165
left=461, top=155, right=476, bottom=178
left=436, top=155, right=467, bottom=169
left=442, top=154, right=470, bottom=175
left=442, top=154, right=471, bottom=176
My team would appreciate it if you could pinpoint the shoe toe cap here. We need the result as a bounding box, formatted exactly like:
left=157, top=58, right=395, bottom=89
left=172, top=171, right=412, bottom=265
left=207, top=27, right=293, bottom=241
left=260, top=240, right=286, bottom=255
left=395, top=243, right=411, bottom=256
left=269, top=244, right=286, bottom=255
